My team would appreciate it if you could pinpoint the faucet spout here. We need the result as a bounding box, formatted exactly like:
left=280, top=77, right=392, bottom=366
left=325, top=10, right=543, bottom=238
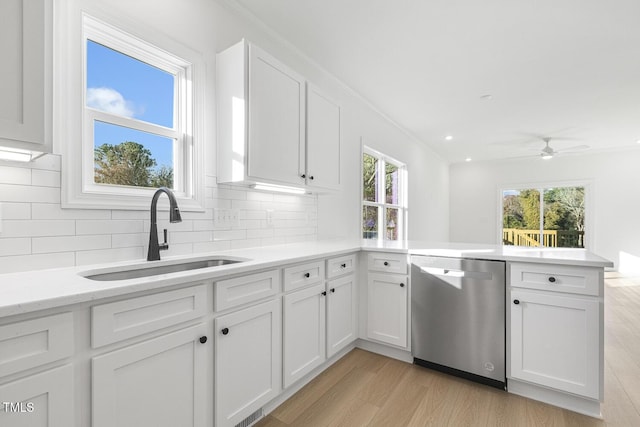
left=147, top=187, right=182, bottom=261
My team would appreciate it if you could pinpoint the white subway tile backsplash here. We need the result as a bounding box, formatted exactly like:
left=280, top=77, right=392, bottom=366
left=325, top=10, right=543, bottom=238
left=0, top=184, right=60, bottom=203
left=32, top=169, right=61, bottom=188
left=111, top=233, right=147, bottom=248
left=1, top=220, right=75, bottom=237
left=32, top=204, right=110, bottom=220
left=0, top=166, right=31, bottom=185
left=170, top=231, right=213, bottom=244
left=1, top=203, right=31, bottom=220
left=0, top=252, right=75, bottom=273
left=0, top=238, right=31, bottom=256
left=193, top=241, right=231, bottom=253
left=75, top=247, right=144, bottom=266
left=76, top=220, right=143, bottom=235
left=32, top=235, right=111, bottom=254
left=0, top=159, right=317, bottom=273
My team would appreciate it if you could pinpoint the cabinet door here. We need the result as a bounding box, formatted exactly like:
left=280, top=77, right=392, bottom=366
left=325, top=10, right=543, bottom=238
left=92, top=324, right=208, bottom=427
left=0, top=0, right=51, bottom=151
left=0, top=365, right=73, bottom=427
left=283, top=283, right=326, bottom=388
left=367, top=273, right=408, bottom=348
left=306, top=84, right=340, bottom=190
left=248, top=44, right=305, bottom=186
left=327, top=274, right=357, bottom=358
left=510, top=290, right=600, bottom=399
left=215, top=299, right=281, bottom=427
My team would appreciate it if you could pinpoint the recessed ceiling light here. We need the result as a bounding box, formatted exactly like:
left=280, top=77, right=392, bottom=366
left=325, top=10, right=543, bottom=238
left=445, top=135, right=453, bottom=141
left=465, top=157, right=472, bottom=162
left=636, top=139, right=640, bottom=144
left=480, top=94, right=492, bottom=100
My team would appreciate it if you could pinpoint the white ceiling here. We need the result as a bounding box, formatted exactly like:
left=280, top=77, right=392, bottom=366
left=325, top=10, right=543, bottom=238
left=230, top=0, right=640, bottom=163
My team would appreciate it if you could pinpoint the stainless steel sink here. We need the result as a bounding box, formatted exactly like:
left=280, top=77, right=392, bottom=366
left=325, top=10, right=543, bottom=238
left=82, top=257, right=246, bottom=281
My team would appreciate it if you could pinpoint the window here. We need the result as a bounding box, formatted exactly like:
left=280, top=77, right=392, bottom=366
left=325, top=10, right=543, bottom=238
left=501, top=185, right=586, bottom=248
left=56, top=9, right=204, bottom=210
left=362, top=148, right=407, bottom=240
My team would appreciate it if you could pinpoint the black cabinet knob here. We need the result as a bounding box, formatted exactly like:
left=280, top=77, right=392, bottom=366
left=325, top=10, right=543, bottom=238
left=331, top=288, right=336, bottom=293
left=341, top=263, right=347, bottom=268
left=301, top=174, right=306, bottom=179
left=304, top=272, right=311, bottom=278
left=514, top=300, right=520, bottom=305
left=309, top=176, right=314, bottom=180
left=383, top=261, right=389, bottom=266
left=321, top=291, right=327, bottom=296
left=548, top=277, right=557, bottom=283
left=199, top=336, right=207, bottom=344
left=400, top=283, right=405, bottom=287
left=221, top=328, right=229, bottom=335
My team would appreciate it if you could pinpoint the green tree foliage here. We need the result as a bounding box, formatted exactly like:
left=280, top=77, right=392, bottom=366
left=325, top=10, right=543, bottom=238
left=520, top=189, right=540, bottom=229
left=94, top=141, right=173, bottom=188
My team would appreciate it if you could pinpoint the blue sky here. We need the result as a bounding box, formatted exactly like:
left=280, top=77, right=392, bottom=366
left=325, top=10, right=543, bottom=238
left=86, top=40, right=174, bottom=169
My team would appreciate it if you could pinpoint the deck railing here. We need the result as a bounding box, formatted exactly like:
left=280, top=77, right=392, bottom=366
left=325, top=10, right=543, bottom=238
left=502, top=229, right=584, bottom=248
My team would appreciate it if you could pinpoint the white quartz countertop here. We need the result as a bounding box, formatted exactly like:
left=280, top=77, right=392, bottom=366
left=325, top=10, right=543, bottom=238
left=0, top=239, right=613, bottom=318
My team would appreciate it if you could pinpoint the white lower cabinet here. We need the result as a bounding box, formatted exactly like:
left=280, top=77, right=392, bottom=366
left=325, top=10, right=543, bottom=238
left=215, top=299, right=281, bottom=427
left=283, top=283, right=326, bottom=388
left=510, top=289, right=600, bottom=399
left=326, top=274, right=357, bottom=358
left=0, top=365, right=74, bottom=427
left=92, top=324, right=208, bottom=427
left=367, top=273, right=408, bottom=347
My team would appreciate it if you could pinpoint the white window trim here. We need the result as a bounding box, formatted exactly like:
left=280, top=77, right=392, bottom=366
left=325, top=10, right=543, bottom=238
left=497, top=180, right=593, bottom=249
left=362, top=145, right=408, bottom=241
left=54, top=5, right=205, bottom=211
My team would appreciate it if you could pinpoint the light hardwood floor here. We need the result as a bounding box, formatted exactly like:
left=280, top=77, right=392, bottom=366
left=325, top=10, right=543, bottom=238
left=256, top=273, right=640, bottom=427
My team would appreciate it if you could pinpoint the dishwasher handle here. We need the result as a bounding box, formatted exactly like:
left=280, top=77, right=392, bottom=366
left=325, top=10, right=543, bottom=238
left=416, top=266, right=493, bottom=281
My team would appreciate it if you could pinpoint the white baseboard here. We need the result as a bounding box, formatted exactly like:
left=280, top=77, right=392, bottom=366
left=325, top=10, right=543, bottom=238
left=508, top=378, right=602, bottom=419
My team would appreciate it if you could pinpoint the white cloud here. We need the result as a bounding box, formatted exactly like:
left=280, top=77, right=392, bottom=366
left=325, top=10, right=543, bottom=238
left=86, top=87, right=136, bottom=118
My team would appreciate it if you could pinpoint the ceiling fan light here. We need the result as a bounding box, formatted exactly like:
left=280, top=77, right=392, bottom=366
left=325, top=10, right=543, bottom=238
left=541, top=153, right=553, bottom=160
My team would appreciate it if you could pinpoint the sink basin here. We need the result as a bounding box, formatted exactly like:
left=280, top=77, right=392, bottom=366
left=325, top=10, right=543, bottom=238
left=82, top=257, right=246, bottom=281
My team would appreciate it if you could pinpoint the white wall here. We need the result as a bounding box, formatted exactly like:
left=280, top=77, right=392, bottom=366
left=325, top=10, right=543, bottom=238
left=449, top=149, right=640, bottom=272
left=0, top=0, right=449, bottom=272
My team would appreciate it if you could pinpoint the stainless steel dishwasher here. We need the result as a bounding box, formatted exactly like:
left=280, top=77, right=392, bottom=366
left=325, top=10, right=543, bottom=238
left=411, top=255, right=506, bottom=389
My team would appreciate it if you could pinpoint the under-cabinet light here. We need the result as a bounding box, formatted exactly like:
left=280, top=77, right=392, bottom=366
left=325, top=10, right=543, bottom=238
left=0, top=147, right=43, bottom=162
left=252, top=183, right=307, bottom=195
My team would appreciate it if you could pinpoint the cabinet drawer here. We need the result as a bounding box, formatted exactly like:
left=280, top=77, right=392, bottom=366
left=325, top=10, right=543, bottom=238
left=92, top=285, right=207, bottom=348
left=0, top=312, right=73, bottom=378
left=367, top=252, right=408, bottom=275
left=510, top=263, right=600, bottom=296
left=215, top=269, right=280, bottom=311
left=283, top=261, right=324, bottom=292
left=326, top=254, right=356, bottom=279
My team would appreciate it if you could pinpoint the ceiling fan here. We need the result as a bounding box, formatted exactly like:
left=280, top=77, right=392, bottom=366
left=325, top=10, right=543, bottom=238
left=537, top=137, right=589, bottom=160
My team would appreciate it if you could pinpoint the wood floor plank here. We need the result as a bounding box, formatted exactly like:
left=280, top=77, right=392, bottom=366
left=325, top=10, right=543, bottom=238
left=367, top=371, right=428, bottom=427
left=354, top=357, right=411, bottom=407
left=286, top=367, right=376, bottom=427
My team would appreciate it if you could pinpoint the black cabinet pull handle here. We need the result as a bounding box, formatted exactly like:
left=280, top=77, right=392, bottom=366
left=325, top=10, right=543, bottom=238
left=514, top=300, right=520, bottom=305
left=383, top=261, right=389, bottom=266
left=199, top=336, right=207, bottom=344
left=304, top=272, right=311, bottom=278
left=548, top=277, right=556, bottom=283
left=221, top=328, right=229, bottom=335
left=341, top=263, right=347, bottom=268
left=331, top=288, right=335, bottom=293
left=400, top=283, right=405, bottom=287
left=321, top=291, right=327, bottom=296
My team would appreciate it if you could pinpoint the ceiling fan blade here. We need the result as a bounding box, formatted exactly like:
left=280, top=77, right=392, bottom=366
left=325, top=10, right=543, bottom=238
left=556, top=145, right=590, bottom=153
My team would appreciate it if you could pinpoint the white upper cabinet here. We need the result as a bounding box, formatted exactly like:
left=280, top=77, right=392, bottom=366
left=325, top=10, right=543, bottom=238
left=306, top=84, right=341, bottom=190
left=216, top=40, right=341, bottom=191
left=0, top=0, right=52, bottom=156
